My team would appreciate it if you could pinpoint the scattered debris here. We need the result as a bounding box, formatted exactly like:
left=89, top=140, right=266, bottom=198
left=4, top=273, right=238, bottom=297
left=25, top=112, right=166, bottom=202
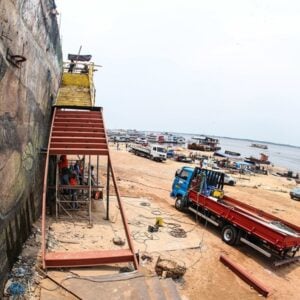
left=113, top=236, right=125, bottom=246
left=169, top=227, right=187, bottom=238
left=3, top=225, right=42, bottom=298
left=148, top=225, right=159, bottom=233
left=6, top=282, right=25, bottom=295
left=119, top=265, right=135, bottom=273
left=141, top=253, right=153, bottom=263
left=155, top=256, right=186, bottom=279
left=37, top=267, right=82, bottom=300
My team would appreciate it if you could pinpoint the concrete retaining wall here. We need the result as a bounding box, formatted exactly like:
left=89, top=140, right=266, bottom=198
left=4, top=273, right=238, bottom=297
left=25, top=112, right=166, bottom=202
left=0, top=0, right=62, bottom=290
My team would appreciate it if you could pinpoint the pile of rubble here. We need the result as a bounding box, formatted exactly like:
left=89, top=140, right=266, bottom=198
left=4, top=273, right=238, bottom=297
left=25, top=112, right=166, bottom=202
left=3, top=225, right=43, bottom=299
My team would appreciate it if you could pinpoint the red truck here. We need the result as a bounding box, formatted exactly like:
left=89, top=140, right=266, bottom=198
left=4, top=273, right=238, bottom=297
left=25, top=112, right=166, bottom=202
left=171, top=167, right=300, bottom=265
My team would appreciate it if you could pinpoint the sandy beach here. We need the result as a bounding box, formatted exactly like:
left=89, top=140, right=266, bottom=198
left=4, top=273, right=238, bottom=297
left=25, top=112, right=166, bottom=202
left=106, top=143, right=300, bottom=299
left=7, top=143, right=300, bottom=299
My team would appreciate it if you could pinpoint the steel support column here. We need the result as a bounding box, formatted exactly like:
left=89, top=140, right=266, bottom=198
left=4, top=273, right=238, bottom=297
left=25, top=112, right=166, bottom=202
left=105, top=156, right=110, bottom=220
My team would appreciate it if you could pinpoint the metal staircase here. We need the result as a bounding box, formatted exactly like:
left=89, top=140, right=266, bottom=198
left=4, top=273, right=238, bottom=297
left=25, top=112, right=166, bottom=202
left=41, top=106, right=138, bottom=270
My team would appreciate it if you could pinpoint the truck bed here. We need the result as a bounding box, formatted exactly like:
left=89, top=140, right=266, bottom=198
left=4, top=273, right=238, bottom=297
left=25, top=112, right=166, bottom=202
left=188, top=190, right=300, bottom=251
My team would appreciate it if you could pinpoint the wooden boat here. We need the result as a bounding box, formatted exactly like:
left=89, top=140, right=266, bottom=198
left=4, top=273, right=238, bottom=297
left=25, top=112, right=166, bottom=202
left=251, top=143, right=268, bottom=150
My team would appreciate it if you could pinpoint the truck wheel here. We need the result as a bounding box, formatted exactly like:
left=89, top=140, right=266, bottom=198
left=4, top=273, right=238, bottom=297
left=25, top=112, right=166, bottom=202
left=221, top=225, right=238, bottom=245
left=228, top=181, right=234, bottom=186
left=175, top=196, right=185, bottom=211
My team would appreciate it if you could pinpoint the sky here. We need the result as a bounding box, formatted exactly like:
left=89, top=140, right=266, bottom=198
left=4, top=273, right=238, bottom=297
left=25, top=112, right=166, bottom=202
left=56, top=0, right=300, bottom=146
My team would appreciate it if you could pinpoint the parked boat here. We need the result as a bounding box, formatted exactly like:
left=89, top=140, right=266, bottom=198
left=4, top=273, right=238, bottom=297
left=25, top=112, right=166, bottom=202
left=244, top=153, right=271, bottom=165
left=250, top=143, right=268, bottom=150
left=224, top=150, right=240, bottom=156
left=175, top=136, right=186, bottom=144
left=188, top=136, right=221, bottom=152
left=146, top=133, right=186, bottom=144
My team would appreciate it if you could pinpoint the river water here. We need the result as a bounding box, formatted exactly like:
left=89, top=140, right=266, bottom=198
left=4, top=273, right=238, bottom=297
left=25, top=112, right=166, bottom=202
left=177, top=134, right=300, bottom=173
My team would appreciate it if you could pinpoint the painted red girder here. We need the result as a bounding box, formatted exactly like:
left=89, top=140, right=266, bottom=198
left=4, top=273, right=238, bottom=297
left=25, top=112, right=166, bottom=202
left=45, top=249, right=135, bottom=268
left=50, top=142, right=107, bottom=149
left=53, top=121, right=103, bottom=127
left=52, top=131, right=106, bottom=138
left=55, top=112, right=101, bottom=117
left=51, top=137, right=107, bottom=143
left=49, top=148, right=109, bottom=155
left=220, top=255, right=271, bottom=297
left=55, top=110, right=101, bottom=115
left=53, top=126, right=104, bottom=132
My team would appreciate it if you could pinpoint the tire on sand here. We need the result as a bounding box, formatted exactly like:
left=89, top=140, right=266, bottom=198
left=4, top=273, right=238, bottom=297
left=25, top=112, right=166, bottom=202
left=221, top=225, right=238, bottom=245
left=175, top=196, right=185, bottom=211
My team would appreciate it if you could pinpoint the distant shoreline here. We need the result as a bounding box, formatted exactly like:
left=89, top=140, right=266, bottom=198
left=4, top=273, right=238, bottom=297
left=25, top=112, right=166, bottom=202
left=109, top=128, right=300, bottom=149
left=215, top=135, right=300, bottom=149
left=144, top=130, right=300, bottom=149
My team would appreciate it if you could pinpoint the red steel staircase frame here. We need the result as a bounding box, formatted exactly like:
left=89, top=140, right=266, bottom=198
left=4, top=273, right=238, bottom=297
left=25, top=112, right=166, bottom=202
left=41, top=106, right=138, bottom=269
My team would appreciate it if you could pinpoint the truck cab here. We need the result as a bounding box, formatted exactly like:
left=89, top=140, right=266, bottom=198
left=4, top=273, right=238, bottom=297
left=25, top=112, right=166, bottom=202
left=151, top=145, right=167, bottom=161
left=171, top=166, right=194, bottom=199
left=171, top=166, right=224, bottom=209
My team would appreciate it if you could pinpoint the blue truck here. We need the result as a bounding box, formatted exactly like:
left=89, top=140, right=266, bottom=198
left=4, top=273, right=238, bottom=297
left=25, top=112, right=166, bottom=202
left=170, top=166, right=300, bottom=264
left=171, top=166, right=225, bottom=210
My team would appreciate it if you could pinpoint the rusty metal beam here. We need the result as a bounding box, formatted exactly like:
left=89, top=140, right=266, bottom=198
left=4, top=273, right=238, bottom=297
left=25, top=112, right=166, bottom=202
left=106, top=158, right=110, bottom=220
left=45, top=249, right=135, bottom=268
left=51, top=137, right=107, bottom=143
left=41, top=107, right=57, bottom=269
left=219, top=255, right=271, bottom=297
left=54, top=121, right=103, bottom=127
left=49, top=148, right=109, bottom=155
left=56, top=185, right=104, bottom=190
left=107, top=156, right=138, bottom=270
left=54, top=119, right=102, bottom=124
left=50, top=142, right=108, bottom=149
left=53, top=126, right=104, bottom=132
left=53, top=122, right=103, bottom=127
left=54, top=114, right=101, bottom=119
left=52, top=132, right=106, bottom=138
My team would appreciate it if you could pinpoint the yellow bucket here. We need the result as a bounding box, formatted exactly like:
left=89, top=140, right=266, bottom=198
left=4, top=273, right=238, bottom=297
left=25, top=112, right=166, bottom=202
left=156, top=217, right=164, bottom=227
